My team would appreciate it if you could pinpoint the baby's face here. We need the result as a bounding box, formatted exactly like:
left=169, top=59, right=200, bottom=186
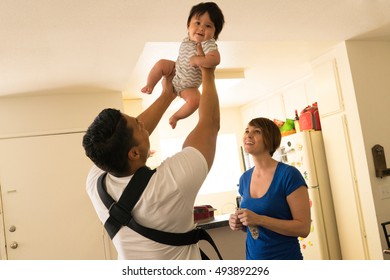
left=188, top=12, right=215, bottom=43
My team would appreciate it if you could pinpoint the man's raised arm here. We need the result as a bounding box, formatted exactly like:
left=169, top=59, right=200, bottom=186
left=183, top=65, right=220, bottom=170
left=137, top=77, right=176, bottom=135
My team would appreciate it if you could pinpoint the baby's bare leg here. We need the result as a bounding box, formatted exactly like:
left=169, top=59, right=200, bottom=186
left=169, top=88, right=200, bottom=129
left=142, top=59, right=175, bottom=94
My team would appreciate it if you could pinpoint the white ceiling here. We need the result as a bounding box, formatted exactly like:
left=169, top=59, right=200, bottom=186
left=1, top=0, right=390, bottom=107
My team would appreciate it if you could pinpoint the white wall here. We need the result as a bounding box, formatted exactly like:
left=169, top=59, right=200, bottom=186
left=0, top=91, right=123, bottom=137
left=345, top=41, right=390, bottom=259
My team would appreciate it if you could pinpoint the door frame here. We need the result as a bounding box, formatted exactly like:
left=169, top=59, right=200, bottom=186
left=0, top=185, right=7, bottom=259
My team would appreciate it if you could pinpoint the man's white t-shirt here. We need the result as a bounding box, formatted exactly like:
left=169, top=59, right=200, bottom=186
left=86, top=147, right=208, bottom=259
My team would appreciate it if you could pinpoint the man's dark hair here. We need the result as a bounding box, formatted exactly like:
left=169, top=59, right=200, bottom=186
left=187, top=2, right=225, bottom=40
left=82, top=108, right=138, bottom=175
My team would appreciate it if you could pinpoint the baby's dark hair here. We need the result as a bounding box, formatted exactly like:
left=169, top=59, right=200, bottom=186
left=187, top=2, right=225, bottom=40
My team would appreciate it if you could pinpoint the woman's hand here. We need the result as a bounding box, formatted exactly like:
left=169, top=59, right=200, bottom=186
left=229, top=213, right=244, bottom=231
left=236, top=208, right=260, bottom=227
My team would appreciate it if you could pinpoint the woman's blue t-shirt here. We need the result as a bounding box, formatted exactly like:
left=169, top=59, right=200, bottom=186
left=239, top=162, right=307, bottom=260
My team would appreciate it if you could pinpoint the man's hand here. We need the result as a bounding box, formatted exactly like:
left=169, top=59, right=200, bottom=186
left=161, top=74, right=176, bottom=101
left=189, top=43, right=205, bottom=67
left=137, top=73, right=176, bottom=135
left=196, top=42, right=205, bottom=56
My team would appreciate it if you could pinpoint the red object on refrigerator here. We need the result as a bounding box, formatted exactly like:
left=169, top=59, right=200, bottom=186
left=299, top=102, right=321, bottom=131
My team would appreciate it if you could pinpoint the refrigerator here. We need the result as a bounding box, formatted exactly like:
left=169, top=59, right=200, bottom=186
left=273, top=130, right=342, bottom=260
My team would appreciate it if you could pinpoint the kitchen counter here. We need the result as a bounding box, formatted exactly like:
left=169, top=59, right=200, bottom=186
left=196, top=214, right=230, bottom=230
left=197, top=213, right=246, bottom=260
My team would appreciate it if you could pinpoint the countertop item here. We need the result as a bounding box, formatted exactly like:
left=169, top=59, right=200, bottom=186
left=197, top=214, right=230, bottom=230
left=194, top=205, right=216, bottom=223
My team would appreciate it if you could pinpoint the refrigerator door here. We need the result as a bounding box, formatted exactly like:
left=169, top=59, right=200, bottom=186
left=277, top=131, right=342, bottom=259
left=279, top=131, right=318, bottom=187
left=299, top=187, right=329, bottom=259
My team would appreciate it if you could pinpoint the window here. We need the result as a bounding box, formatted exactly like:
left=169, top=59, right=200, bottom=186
left=160, top=133, right=241, bottom=194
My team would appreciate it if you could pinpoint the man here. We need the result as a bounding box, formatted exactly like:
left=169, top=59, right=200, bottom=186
left=82, top=53, right=220, bottom=259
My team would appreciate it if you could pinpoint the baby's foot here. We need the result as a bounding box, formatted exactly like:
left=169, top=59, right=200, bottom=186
left=141, top=85, right=154, bottom=94
left=169, top=116, right=178, bottom=129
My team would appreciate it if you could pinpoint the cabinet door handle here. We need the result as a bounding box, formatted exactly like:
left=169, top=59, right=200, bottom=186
left=10, top=241, right=18, bottom=249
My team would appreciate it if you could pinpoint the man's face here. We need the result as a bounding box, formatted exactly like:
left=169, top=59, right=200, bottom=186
left=123, top=114, right=150, bottom=160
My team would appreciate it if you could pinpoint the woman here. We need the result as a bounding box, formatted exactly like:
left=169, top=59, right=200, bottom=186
left=229, top=118, right=311, bottom=260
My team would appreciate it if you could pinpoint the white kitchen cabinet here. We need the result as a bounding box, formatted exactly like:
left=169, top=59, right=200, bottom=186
left=282, top=82, right=308, bottom=119
left=312, top=59, right=344, bottom=117
left=305, top=77, right=318, bottom=106
left=266, top=94, right=285, bottom=121
left=320, top=114, right=367, bottom=259
left=241, top=91, right=286, bottom=125
left=240, top=100, right=269, bottom=127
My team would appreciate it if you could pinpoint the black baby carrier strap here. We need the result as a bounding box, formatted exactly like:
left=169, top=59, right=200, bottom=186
left=97, top=166, right=223, bottom=260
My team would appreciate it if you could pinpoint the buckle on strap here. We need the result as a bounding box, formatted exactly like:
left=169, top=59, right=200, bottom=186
left=108, top=202, right=132, bottom=225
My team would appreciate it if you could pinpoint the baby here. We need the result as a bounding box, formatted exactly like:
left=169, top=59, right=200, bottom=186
left=141, top=2, right=225, bottom=128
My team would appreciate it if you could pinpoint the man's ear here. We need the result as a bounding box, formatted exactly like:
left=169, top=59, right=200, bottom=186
left=128, top=147, right=140, bottom=160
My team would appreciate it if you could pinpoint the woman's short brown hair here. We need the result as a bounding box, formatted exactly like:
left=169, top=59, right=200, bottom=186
left=248, top=118, right=281, bottom=156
